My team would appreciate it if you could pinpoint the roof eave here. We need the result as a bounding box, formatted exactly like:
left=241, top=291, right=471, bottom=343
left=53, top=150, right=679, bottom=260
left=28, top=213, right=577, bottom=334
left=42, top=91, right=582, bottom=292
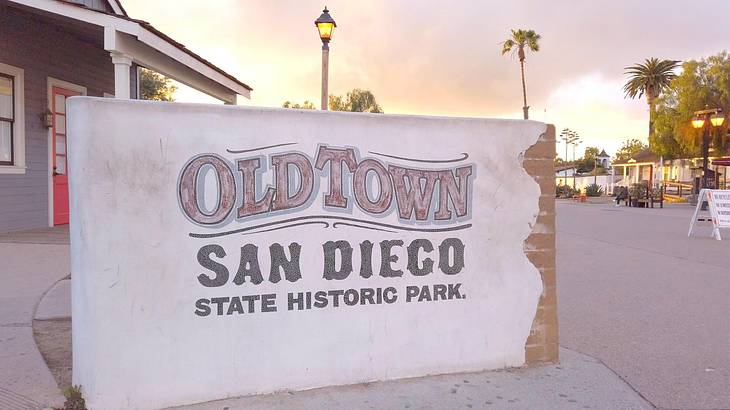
left=106, top=0, right=127, bottom=16
left=8, top=0, right=251, bottom=100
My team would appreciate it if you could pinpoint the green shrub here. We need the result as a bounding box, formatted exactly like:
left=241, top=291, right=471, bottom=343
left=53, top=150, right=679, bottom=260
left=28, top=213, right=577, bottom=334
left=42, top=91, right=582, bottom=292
left=556, top=185, right=578, bottom=198
left=61, top=385, right=86, bottom=410
left=585, top=183, right=603, bottom=197
left=629, top=182, right=648, bottom=199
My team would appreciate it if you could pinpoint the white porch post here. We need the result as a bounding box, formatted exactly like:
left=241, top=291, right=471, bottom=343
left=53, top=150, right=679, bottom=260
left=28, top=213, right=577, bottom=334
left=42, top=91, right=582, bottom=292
left=659, top=156, right=664, bottom=186
left=609, top=167, right=616, bottom=194
left=110, top=52, right=132, bottom=99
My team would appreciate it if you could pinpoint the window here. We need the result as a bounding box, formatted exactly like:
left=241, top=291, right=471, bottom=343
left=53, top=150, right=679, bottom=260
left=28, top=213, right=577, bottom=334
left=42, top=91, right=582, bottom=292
left=0, top=74, right=15, bottom=165
left=0, top=63, right=25, bottom=173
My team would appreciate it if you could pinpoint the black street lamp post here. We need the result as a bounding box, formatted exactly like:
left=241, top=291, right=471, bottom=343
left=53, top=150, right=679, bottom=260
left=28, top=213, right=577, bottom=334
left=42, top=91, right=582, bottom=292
left=315, top=7, right=337, bottom=110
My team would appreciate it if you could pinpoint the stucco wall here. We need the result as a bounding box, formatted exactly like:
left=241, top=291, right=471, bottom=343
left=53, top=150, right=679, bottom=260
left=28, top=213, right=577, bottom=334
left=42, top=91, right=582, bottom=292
left=0, top=6, right=114, bottom=232
left=68, top=98, right=557, bottom=409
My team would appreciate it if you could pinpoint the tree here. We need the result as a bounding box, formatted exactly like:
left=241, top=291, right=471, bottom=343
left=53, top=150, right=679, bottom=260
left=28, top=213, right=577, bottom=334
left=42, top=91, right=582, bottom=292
left=652, top=52, right=730, bottom=158
left=575, top=146, right=600, bottom=173
left=583, top=147, right=599, bottom=162
left=282, top=100, right=316, bottom=109
left=651, top=107, right=686, bottom=158
left=623, top=58, right=680, bottom=137
left=329, top=89, right=383, bottom=113
left=614, top=138, right=648, bottom=162
left=140, top=68, right=176, bottom=101
left=501, top=29, right=541, bottom=120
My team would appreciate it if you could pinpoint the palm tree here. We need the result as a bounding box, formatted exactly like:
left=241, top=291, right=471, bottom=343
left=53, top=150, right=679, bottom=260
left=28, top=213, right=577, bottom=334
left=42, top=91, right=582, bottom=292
left=501, top=29, right=541, bottom=120
left=623, top=58, right=680, bottom=137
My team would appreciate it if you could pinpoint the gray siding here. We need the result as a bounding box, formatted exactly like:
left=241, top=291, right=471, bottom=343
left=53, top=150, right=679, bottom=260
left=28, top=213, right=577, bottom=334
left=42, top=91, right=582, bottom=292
left=0, top=6, right=115, bottom=232
left=68, top=0, right=114, bottom=13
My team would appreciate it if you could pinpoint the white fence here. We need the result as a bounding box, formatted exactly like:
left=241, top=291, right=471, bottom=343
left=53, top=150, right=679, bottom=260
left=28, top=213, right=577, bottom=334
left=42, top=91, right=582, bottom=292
left=556, top=174, right=620, bottom=195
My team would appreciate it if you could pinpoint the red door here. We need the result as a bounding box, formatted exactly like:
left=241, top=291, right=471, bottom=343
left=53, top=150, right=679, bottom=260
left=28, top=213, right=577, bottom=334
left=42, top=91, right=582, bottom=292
left=52, top=86, right=81, bottom=225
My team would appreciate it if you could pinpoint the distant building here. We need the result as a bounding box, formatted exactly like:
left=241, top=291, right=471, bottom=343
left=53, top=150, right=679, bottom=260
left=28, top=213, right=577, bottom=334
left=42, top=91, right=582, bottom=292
left=596, top=149, right=610, bottom=169
left=555, top=149, right=619, bottom=194
left=613, top=148, right=730, bottom=194
left=555, top=164, right=578, bottom=176
left=555, top=164, right=577, bottom=187
left=612, top=149, right=659, bottom=186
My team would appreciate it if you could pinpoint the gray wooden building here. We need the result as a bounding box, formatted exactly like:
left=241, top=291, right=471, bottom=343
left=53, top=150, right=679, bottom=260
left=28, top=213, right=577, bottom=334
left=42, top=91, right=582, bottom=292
left=0, top=0, right=251, bottom=232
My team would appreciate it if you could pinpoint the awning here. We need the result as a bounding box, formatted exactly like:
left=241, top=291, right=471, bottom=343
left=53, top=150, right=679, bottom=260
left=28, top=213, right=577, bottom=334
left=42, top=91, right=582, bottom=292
left=712, top=157, right=730, bottom=166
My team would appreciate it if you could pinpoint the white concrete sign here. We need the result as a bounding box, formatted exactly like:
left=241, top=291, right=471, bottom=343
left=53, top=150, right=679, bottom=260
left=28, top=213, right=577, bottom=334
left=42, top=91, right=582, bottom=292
left=68, top=98, right=547, bottom=409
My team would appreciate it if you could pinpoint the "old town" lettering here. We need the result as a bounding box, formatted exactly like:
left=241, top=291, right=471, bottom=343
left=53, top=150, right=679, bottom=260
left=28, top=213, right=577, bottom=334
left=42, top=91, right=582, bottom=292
left=178, top=145, right=474, bottom=226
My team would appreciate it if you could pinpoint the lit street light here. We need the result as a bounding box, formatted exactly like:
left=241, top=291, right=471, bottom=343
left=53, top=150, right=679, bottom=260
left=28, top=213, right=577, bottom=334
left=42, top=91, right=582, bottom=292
left=691, top=106, right=725, bottom=189
left=315, top=7, right=336, bottom=110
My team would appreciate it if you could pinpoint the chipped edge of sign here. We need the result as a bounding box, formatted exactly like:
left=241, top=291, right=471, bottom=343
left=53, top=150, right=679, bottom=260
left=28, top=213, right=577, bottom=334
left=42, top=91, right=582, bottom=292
left=522, top=124, right=559, bottom=364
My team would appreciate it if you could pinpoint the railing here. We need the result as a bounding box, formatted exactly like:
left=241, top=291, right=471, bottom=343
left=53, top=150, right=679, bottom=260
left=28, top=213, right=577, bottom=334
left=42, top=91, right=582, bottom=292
left=663, top=181, right=693, bottom=201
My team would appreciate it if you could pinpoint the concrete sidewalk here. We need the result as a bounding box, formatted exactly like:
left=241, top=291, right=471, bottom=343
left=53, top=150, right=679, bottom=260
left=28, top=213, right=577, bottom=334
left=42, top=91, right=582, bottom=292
left=24, top=260, right=651, bottom=409
left=170, top=347, right=651, bottom=410
left=0, top=232, right=69, bottom=409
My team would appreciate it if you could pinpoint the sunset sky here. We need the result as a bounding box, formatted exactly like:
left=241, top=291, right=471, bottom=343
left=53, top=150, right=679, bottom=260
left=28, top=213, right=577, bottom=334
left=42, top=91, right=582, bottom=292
left=122, top=0, right=730, bottom=158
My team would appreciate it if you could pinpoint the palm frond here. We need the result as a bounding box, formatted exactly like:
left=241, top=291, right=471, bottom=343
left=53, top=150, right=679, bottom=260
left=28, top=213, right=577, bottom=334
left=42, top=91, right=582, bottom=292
left=501, top=39, right=515, bottom=55
left=623, top=58, right=681, bottom=101
left=501, top=29, right=541, bottom=56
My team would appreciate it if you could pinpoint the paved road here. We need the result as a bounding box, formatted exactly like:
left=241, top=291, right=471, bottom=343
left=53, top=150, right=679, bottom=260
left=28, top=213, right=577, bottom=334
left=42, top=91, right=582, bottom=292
left=557, top=201, right=730, bottom=410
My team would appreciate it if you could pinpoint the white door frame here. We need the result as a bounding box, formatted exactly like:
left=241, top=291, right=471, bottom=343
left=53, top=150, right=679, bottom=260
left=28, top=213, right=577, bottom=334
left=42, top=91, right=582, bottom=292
left=47, top=77, right=87, bottom=227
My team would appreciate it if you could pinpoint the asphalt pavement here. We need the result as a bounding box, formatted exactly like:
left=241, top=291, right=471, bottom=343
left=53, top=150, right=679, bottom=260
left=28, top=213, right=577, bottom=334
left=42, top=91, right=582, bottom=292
left=557, top=200, right=730, bottom=409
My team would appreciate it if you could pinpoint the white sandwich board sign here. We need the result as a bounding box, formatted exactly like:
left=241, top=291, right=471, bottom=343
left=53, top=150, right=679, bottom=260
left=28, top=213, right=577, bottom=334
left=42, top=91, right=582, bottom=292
left=68, top=98, right=549, bottom=409
left=688, top=189, right=730, bottom=240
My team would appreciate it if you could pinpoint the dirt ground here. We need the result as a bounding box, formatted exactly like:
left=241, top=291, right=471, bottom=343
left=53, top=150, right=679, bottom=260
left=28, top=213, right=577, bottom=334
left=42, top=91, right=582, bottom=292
left=33, top=318, right=72, bottom=389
